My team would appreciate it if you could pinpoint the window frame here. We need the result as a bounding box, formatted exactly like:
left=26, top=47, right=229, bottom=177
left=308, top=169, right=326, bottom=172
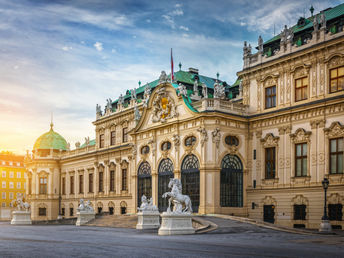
left=329, top=66, right=344, bottom=93
left=293, top=204, right=306, bottom=220
left=110, top=170, right=115, bottom=192
left=265, top=85, right=276, bottom=109
left=70, top=175, right=74, bottom=194
left=98, top=171, right=104, bottom=192
left=122, top=169, right=127, bottom=191
left=329, top=137, right=343, bottom=174
left=79, top=174, right=83, bottom=194
left=295, top=143, right=308, bottom=177
left=39, top=176, right=47, bottom=194
left=265, top=147, right=276, bottom=179
left=89, top=173, right=93, bottom=193
left=110, top=131, right=116, bottom=145
left=99, top=134, right=105, bottom=148
left=122, top=127, right=128, bottom=143
left=295, top=76, right=308, bottom=102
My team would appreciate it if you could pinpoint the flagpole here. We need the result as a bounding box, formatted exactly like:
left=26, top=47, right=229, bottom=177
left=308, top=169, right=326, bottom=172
left=171, top=48, right=174, bottom=83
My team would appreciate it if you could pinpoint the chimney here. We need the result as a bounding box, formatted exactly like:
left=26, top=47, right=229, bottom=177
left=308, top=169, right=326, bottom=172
left=188, top=68, right=199, bottom=74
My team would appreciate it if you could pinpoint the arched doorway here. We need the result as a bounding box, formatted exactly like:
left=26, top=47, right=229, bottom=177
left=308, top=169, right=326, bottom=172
left=158, top=158, right=174, bottom=212
left=220, top=154, right=243, bottom=207
left=181, top=154, right=200, bottom=212
left=137, top=161, right=152, bottom=207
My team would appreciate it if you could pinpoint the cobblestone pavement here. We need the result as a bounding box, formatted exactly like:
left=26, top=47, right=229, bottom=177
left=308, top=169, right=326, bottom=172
left=0, top=217, right=343, bottom=258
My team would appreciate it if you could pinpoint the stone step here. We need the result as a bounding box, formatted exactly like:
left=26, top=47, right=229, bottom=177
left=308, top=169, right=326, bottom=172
left=86, top=214, right=138, bottom=228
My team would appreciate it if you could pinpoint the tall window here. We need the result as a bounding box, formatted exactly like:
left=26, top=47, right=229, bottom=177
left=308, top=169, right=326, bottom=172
left=293, top=204, right=306, bottom=220
left=39, top=208, right=46, bottom=216
left=265, top=86, right=276, bottom=109
left=110, top=170, right=115, bottom=192
left=89, top=173, right=93, bottom=193
left=70, top=176, right=74, bottom=194
left=70, top=207, right=74, bottom=216
left=295, top=77, right=308, bottom=101
left=99, top=134, right=105, bottom=148
left=111, top=131, right=116, bottom=145
left=122, top=169, right=127, bottom=191
left=265, top=147, right=276, bottom=179
left=328, top=204, right=343, bottom=221
left=330, top=66, right=344, bottom=93
left=122, top=128, right=128, bottom=143
left=28, top=178, right=32, bottom=194
left=330, top=138, right=343, bottom=174
left=295, top=143, right=307, bottom=177
left=79, top=175, right=83, bottom=194
left=39, top=176, right=47, bottom=194
left=99, top=171, right=104, bottom=192
left=62, top=177, right=65, bottom=195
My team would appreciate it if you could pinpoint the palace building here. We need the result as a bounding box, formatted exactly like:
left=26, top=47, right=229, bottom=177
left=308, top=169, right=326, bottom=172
left=25, top=4, right=344, bottom=229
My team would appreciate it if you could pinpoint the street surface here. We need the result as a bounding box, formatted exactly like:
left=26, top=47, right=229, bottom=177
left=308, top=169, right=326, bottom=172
left=0, top=217, right=343, bottom=257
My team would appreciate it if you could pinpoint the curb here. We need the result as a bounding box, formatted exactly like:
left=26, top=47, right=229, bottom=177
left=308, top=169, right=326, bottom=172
left=193, top=217, right=218, bottom=234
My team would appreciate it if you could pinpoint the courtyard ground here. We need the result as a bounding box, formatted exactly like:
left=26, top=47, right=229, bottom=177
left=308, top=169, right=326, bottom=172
left=0, top=217, right=343, bottom=257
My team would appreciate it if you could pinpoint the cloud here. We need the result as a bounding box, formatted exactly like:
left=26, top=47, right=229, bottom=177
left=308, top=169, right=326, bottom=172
left=179, top=25, right=189, bottom=31
left=94, top=42, right=103, bottom=51
left=171, top=9, right=183, bottom=16
left=62, top=46, right=72, bottom=51
left=162, top=14, right=175, bottom=29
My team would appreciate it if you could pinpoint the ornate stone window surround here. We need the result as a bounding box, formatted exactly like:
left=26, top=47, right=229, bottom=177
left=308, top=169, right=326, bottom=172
left=324, top=121, right=344, bottom=177
left=261, top=75, right=279, bottom=110
left=290, top=128, right=312, bottom=179
left=290, top=65, right=310, bottom=103
left=260, top=133, right=279, bottom=183
left=222, top=133, right=241, bottom=155
left=325, top=54, right=344, bottom=94
left=291, top=195, right=309, bottom=222
left=183, top=133, right=198, bottom=154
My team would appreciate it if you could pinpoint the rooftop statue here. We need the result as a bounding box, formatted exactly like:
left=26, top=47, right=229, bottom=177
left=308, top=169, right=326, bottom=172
left=159, top=71, right=169, bottom=84
left=84, top=137, right=90, bottom=146
left=12, top=193, right=30, bottom=211
left=193, top=79, right=199, bottom=95
left=214, top=81, right=225, bottom=99
left=118, top=94, right=124, bottom=106
left=202, top=83, right=208, bottom=98
left=137, top=195, right=158, bottom=212
left=134, top=104, right=141, bottom=122
left=96, top=104, right=102, bottom=117
left=258, top=35, right=263, bottom=53
left=162, top=178, right=192, bottom=214
left=131, top=88, right=137, bottom=100
left=177, top=83, right=187, bottom=97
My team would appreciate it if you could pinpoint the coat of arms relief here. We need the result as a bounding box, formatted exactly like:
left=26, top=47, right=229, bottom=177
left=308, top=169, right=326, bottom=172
left=152, top=87, right=178, bottom=123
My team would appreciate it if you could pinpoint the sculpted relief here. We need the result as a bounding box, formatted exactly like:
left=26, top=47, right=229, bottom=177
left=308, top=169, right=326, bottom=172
left=152, top=87, right=178, bottom=123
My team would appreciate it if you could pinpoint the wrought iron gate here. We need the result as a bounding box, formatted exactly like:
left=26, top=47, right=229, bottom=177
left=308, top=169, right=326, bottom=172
left=137, top=162, right=152, bottom=207
left=158, top=158, right=174, bottom=212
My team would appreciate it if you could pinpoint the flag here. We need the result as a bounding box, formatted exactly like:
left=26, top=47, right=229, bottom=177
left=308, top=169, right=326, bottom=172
left=171, top=48, right=174, bottom=82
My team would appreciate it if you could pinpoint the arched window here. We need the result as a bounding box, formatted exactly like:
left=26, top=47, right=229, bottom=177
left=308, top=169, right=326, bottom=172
left=225, top=135, right=239, bottom=146
left=220, top=154, right=243, bottom=207
left=141, top=145, right=150, bottom=154
left=137, top=162, right=152, bottom=207
left=185, top=136, right=197, bottom=146
left=39, top=176, right=47, bottom=194
left=181, top=154, right=200, bottom=212
left=161, top=141, right=172, bottom=151
left=158, top=158, right=174, bottom=212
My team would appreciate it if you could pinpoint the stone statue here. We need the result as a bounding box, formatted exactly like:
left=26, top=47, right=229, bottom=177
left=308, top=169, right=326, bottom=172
left=96, top=104, right=102, bottom=117
left=78, top=199, right=94, bottom=212
left=85, top=200, right=94, bottom=212
left=106, top=98, right=112, bottom=110
left=162, top=178, right=192, bottom=214
left=193, top=79, right=198, bottom=95
left=138, top=195, right=158, bottom=212
left=197, top=127, right=208, bottom=146
left=212, top=128, right=221, bottom=148
left=177, top=83, right=187, bottom=97
left=84, top=137, right=90, bottom=146
left=320, top=12, right=326, bottom=29
left=12, top=193, right=30, bottom=211
left=78, top=199, right=85, bottom=211
left=243, top=41, right=249, bottom=56
left=131, top=88, right=137, bottom=100
left=134, top=104, right=141, bottom=122
left=258, top=35, right=263, bottom=53
left=159, top=71, right=168, bottom=84
left=172, top=134, right=180, bottom=148
left=131, top=144, right=137, bottom=156
left=118, top=94, right=124, bottom=106
left=214, top=81, right=225, bottom=99
left=313, top=14, right=319, bottom=32
left=143, top=84, right=151, bottom=107
left=75, top=142, right=80, bottom=148
left=202, top=83, right=208, bottom=98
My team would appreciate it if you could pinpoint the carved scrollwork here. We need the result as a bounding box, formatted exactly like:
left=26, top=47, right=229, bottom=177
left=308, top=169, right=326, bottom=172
left=327, top=55, right=344, bottom=69
left=328, top=193, right=343, bottom=204
left=260, top=133, right=279, bottom=148
left=289, top=128, right=312, bottom=143
left=291, top=195, right=308, bottom=205
left=262, top=196, right=277, bottom=205
left=152, top=87, right=178, bottom=123
left=324, top=121, right=344, bottom=138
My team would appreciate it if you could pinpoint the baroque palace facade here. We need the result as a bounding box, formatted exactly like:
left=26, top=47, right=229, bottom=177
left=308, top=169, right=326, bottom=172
left=25, top=4, right=344, bottom=229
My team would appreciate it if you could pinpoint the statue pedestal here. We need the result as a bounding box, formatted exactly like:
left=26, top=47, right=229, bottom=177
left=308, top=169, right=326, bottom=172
left=136, top=210, right=160, bottom=229
left=319, top=219, right=332, bottom=233
left=11, top=210, right=32, bottom=225
left=158, top=212, right=195, bottom=235
left=76, top=211, right=95, bottom=226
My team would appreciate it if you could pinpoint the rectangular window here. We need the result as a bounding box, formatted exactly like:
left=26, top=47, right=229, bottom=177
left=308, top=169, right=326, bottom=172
left=9, top=172, right=14, bottom=178
left=39, top=177, right=47, bottom=194
left=328, top=204, right=343, bottom=221
left=265, top=86, right=276, bottom=109
left=2, top=181, right=6, bottom=188
left=99, top=171, right=103, bottom=192
left=122, top=169, right=127, bottom=191
left=99, top=134, right=105, bottom=148
left=111, top=131, right=116, bottom=145
left=9, top=182, right=14, bottom=189
left=89, top=173, right=93, bottom=193
left=79, top=174, right=83, bottom=194
left=294, top=204, right=306, bottom=220
left=17, top=182, right=21, bottom=189
left=295, top=143, right=307, bottom=177
left=110, top=170, right=115, bottom=192
left=70, top=176, right=74, bottom=194
left=122, top=127, right=128, bottom=143
left=2, top=192, right=5, bottom=199
left=9, top=192, right=13, bottom=199
left=330, top=66, right=344, bottom=93
left=295, top=77, right=308, bottom=101
left=17, top=172, right=21, bottom=178
left=70, top=208, right=74, bottom=217
left=61, top=208, right=65, bottom=216
left=39, top=208, right=46, bottom=216
left=265, top=147, right=276, bottom=179
left=330, top=138, right=343, bottom=174
left=2, top=171, right=6, bottom=177
left=62, top=177, right=66, bottom=195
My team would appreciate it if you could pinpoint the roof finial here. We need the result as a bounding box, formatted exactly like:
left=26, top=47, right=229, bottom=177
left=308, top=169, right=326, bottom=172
left=179, top=62, right=182, bottom=71
left=50, top=112, right=54, bottom=130
left=216, top=72, right=220, bottom=80
left=310, top=5, right=314, bottom=17
left=138, top=80, right=141, bottom=87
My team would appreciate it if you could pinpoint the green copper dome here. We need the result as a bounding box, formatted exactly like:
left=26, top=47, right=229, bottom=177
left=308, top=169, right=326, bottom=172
left=33, top=123, right=67, bottom=151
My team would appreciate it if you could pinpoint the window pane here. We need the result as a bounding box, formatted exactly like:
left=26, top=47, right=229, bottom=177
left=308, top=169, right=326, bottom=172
left=303, top=144, right=307, bottom=155
left=338, top=77, right=344, bottom=90
left=330, top=139, right=337, bottom=152
left=296, top=79, right=301, bottom=87
left=339, top=67, right=344, bottom=76
left=338, top=155, right=343, bottom=173
left=338, top=138, right=343, bottom=152
left=296, top=144, right=301, bottom=156
left=272, top=96, right=276, bottom=107
left=331, top=80, right=338, bottom=92
left=331, top=69, right=337, bottom=78
left=331, top=155, right=337, bottom=173
left=303, top=88, right=307, bottom=99
left=296, top=159, right=301, bottom=176
left=302, top=159, right=307, bottom=176
left=296, top=89, right=301, bottom=101
left=303, top=77, right=308, bottom=85
left=272, top=86, right=276, bottom=94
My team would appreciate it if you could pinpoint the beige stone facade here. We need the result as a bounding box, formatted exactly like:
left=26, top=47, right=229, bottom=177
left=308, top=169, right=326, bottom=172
left=25, top=13, right=344, bottom=229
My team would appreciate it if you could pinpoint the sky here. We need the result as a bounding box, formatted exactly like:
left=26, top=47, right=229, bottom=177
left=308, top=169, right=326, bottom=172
left=0, top=0, right=342, bottom=154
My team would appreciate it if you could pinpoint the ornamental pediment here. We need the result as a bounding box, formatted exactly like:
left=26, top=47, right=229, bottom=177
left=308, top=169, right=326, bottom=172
left=290, top=128, right=311, bottom=143
left=260, top=133, right=279, bottom=148
left=324, top=121, right=344, bottom=138
left=151, top=87, right=178, bottom=123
